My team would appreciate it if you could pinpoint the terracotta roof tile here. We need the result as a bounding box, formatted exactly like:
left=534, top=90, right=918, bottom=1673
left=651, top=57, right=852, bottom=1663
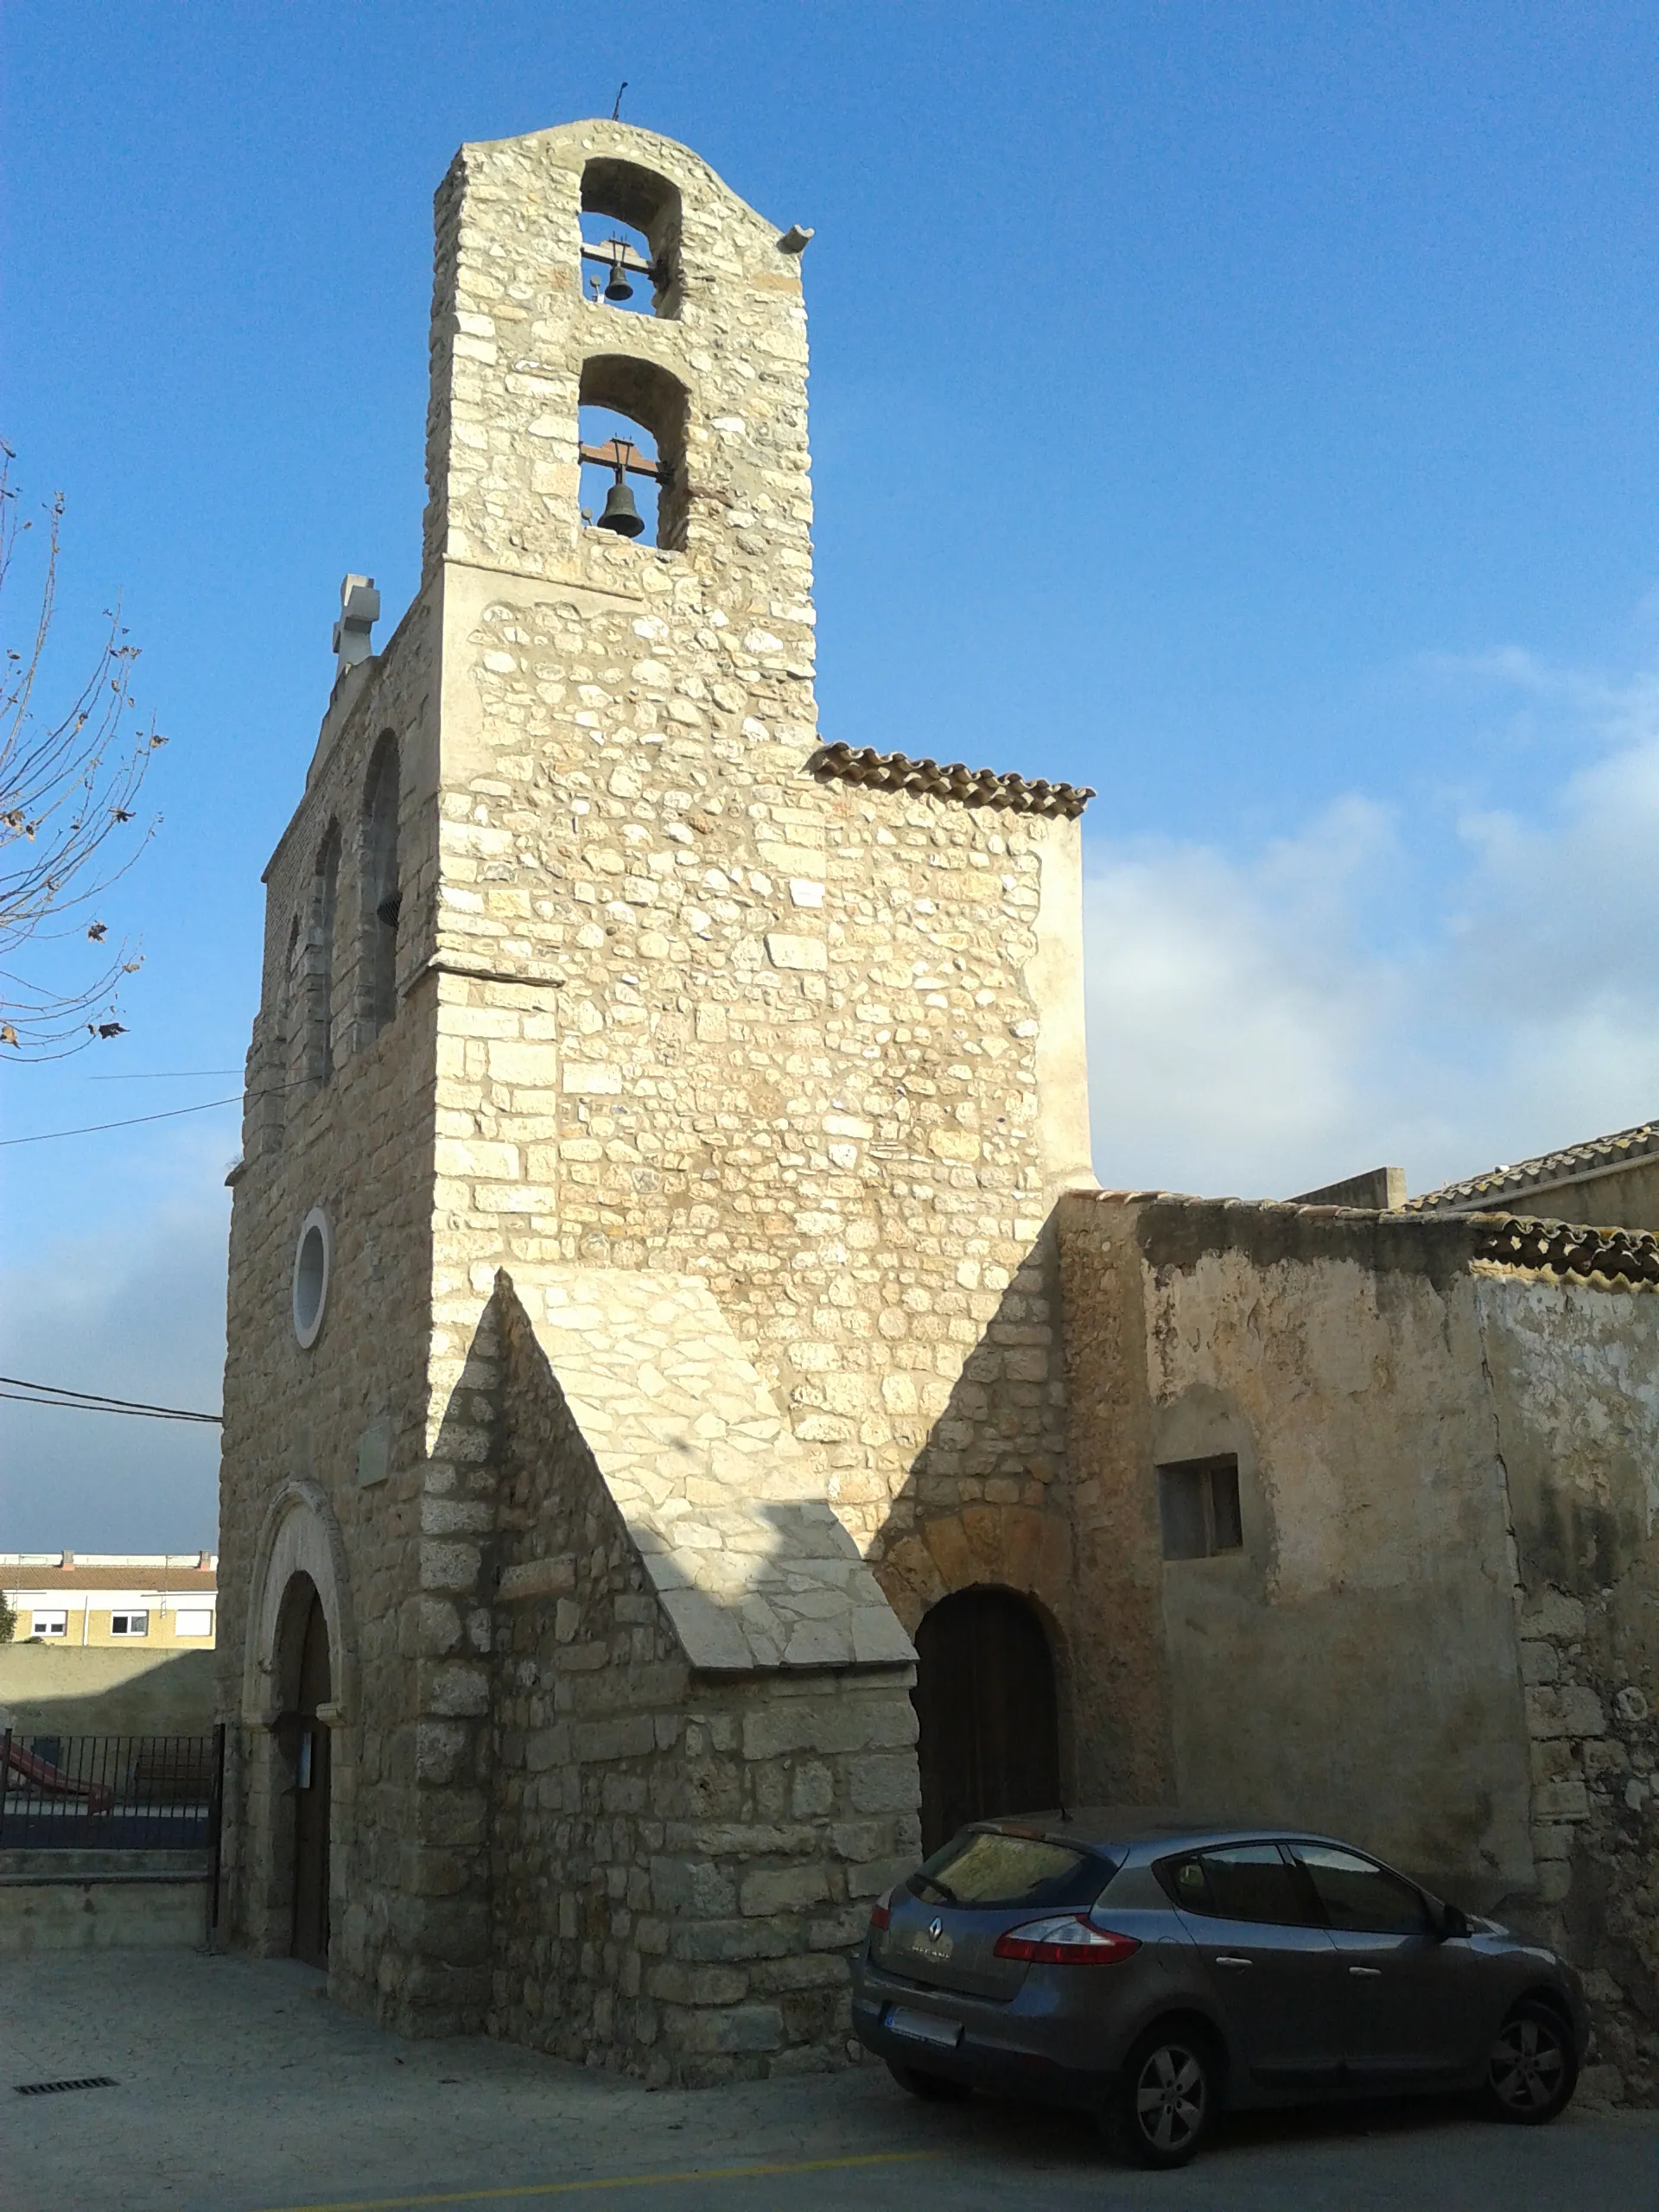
left=1077, top=1188, right=1659, bottom=1288
left=1402, top=1119, right=1659, bottom=1215
left=812, top=742, right=1095, bottom=818
left=0, top=1567, right=217, bottom=1594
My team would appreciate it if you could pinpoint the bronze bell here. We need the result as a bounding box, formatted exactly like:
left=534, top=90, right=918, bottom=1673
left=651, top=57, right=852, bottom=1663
left=604, top=243, right=634, bottom=302
left=597, top=464, right=645, bottom=537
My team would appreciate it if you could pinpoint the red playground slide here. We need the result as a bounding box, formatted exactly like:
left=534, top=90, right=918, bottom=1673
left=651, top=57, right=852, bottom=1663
left=3, top=1738, right=115, bottom=1815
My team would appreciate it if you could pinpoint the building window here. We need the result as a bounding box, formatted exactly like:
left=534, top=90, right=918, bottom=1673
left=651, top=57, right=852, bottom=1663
left=31, top=1611, right=67, bottom=1638
left=360, top=735, right=401, bottom=1037
left=111, top=1611, right=149, bottom=1637
left=292, top=1206, right=333, bottom=1349
left=271, top=912, right=302, bottom=1152
left=174, top=1609, right=213, bottom=1638
left=1157, top=1455, right=1243, bottom=1561
left=309, top=823, right=341, bottom=1088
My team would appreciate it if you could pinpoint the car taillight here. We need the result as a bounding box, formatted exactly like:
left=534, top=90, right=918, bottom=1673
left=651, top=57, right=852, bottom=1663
left=869, top=1889, right=893, bottom=1934
left=993, top=1915, right=1141, bottom=1966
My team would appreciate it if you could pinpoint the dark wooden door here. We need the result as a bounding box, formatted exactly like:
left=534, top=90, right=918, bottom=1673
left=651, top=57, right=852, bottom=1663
left=290, top=1588, right=332, bottom=1967
left=912, top=1586, right=1061, bottom=1854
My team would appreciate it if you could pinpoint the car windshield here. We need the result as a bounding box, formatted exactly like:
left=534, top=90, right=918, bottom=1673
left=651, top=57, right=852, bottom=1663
left=911, top=1828, right=1111, bottom=1910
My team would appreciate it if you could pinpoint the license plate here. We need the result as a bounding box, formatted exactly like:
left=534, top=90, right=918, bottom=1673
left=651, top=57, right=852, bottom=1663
left=887, top=2005, right=962, bottom=2049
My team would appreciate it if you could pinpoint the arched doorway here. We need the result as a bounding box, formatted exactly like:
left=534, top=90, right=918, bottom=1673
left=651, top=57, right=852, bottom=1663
left=912, top=1586, right=1061, bottom=1854
left=281, top=1576, right=332, bottom=1967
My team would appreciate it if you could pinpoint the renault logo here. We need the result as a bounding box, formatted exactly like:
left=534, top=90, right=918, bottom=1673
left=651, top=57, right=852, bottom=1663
left=929, top=1916, right=944, bottom=1942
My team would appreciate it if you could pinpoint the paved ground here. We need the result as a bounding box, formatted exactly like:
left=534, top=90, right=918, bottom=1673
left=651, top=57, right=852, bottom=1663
left=3, top=1950, right=1655, bottom=2212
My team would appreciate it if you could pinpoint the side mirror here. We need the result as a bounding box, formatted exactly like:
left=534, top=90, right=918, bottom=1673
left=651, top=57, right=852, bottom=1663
left=1438, top=1902, right=1471, bottom=1941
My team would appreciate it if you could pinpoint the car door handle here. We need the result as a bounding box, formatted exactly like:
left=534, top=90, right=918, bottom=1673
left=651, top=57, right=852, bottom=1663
left=1347, top=1966, right=1382, bottom=1978
left=1212, top=1955, right=1253, bottom=1969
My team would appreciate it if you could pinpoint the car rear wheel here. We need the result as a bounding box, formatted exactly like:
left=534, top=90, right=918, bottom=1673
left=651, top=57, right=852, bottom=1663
left=1483, top=2000, right=1577, bottom=2124
left=1103, top=2025, right=1217, bottom=2169
left=886, top=2057, right=969, bottom=2101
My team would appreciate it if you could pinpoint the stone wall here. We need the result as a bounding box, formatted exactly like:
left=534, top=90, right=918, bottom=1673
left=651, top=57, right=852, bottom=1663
left=488, top=1277, right=919, bottom=2083
left=0, top=1647, right=215, bottom=1735
left=218, top=580, right=445, bottom=2017
left=1478, top=1272, right=1659, bottom=2102
left=1058, top=1193, right=1539, bottom=1891
left=1055, top=1189, right=1659, bottom=2100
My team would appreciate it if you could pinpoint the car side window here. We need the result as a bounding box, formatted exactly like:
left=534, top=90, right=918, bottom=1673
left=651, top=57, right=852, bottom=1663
left=1160, top=1855, right=1217, bottom=1914
left=1291, top=1845, right=1433, bottom=1936
left=1191, top=1844, right=1318, bottom=1927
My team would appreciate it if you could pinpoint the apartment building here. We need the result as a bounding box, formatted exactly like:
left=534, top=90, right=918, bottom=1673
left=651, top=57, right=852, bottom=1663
left=1, top=1554, right=217, bottom=1649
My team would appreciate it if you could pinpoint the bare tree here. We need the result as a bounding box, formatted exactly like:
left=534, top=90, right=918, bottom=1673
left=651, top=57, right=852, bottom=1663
left=1, top=442, right=166, bottom=1058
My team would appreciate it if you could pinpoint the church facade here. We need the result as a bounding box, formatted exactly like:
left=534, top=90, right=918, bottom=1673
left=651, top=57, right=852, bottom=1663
left=218, top=120, right=1658, bottom=2098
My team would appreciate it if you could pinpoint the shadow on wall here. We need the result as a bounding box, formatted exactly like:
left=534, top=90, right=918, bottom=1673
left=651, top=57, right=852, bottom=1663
left=859, top=1210, right=1171, bottom=1847
left=0, top=1646, right=217, bottom=1734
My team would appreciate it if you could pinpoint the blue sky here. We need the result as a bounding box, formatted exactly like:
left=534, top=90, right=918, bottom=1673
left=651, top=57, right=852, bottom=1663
left=4, top=2, right=1659, bottom=1547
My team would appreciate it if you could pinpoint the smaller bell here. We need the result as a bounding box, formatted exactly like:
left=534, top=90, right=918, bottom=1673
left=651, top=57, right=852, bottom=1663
left=597, top=464, right=645, bottom=537
left=604, top=244, right=634, bottom=303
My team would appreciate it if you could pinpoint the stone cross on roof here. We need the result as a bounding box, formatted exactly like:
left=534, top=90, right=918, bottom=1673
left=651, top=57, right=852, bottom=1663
left=332, top=575, right=380, bottom=677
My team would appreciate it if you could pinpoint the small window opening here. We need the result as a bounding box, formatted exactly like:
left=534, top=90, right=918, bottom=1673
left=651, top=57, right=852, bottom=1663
left=361, top=734, right=400, bottom=1038
left=32, top=1611, right=67, bottom=1639
left=578, top=357, right=689, bottom=550
left=580, top=157, right=683, bottom=319
left=1157, top=1455, right=1243, bottom=1560
left=309, top=824, right=341, bottom=1089
left=111, top=1611, right=149, bottom=1638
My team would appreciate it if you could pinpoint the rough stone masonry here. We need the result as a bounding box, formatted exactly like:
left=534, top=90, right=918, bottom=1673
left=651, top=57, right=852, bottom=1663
left=216, top=116, right=1095, bottom=2081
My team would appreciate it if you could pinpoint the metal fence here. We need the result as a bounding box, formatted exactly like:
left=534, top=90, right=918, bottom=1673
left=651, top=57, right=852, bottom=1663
left=0, top=1729, right=223, bottom=1853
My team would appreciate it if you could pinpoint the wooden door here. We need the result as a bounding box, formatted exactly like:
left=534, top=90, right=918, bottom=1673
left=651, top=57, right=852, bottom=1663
left=290, top=1588, right=332, bottom=1967
left=912, top=1586, right=1061, bottom=1854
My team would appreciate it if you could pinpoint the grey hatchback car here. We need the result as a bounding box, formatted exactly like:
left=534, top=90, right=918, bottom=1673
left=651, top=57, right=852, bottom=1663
left=851, top=1810, right=1588, bottom=2168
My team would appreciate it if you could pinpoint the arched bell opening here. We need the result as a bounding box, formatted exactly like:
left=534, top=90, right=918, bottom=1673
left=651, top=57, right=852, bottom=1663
left=580, top=156, right=683, bottom=319
left=272, top=1570, right=333, bottom=1967
left=578, top=355, right=689, bottom=552
left=912, top=1584, right=1062, bottom=1855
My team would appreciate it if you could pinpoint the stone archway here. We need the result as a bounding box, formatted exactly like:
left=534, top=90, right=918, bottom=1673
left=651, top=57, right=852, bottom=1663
left=912, top=1585, right=1062, bottom=1853
left=238, top=1481, right=355, bottom=1962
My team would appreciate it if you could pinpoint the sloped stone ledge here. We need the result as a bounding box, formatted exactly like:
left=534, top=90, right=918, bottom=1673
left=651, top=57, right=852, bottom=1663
left=525, top=1268, right=916, bottom=1674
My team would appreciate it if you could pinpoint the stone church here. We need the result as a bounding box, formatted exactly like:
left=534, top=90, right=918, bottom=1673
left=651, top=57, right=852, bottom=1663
left=218, top=119, right=1659, bottom=2098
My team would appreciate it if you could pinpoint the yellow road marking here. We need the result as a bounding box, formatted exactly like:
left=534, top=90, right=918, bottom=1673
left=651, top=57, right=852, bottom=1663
left=251, top=2147, right=941, bottom=2212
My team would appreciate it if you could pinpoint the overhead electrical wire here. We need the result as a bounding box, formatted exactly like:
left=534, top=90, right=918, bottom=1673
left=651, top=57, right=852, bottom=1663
left=0, top=1093, right=243, bottom=1147
left=0, top=1374, right=222, bottom=1424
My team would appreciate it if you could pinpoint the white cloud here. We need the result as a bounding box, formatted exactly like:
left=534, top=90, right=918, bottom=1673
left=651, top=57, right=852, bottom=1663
left=1084, top=652, right=1659, bottom=1202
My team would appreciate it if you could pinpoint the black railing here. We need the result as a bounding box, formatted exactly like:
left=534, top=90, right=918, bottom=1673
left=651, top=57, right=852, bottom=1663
left=0, top=1731, right=220, bottom=1852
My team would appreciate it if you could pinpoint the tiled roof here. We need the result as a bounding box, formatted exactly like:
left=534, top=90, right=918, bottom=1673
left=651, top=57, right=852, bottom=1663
left=1084, top=1188, right=1659, bottom=1288
left=1402, top=1120, right=1659, bottom=1216
left=812, top=742, right=1095, bottom=818
left=0, top=1567, right=217, bottom=1594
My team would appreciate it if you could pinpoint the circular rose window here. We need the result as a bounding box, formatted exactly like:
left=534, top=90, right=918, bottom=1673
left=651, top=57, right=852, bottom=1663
left=292, top=1208, right=332, bottom=1348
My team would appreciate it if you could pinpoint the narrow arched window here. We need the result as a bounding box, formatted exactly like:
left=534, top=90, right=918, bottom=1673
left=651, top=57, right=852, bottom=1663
left=270, top=912, right=302, bottom=1149
left=310, top=823, right=341, bottom=1089
left=360, top=734, right=400, bottom=1037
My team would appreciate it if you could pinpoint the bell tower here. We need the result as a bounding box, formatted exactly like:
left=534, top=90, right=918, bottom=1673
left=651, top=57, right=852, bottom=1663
left=219, top=120, right=1093, bottom=2067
